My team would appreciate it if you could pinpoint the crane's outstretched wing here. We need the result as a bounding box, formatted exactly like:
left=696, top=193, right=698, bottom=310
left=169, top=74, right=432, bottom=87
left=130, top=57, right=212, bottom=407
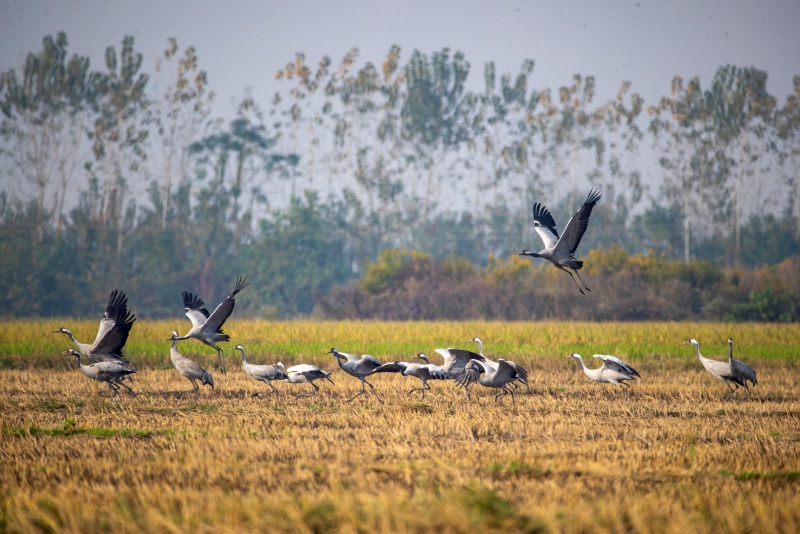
left=424, top=364, right=449, bottom=380
left=532, top=202, right=560, bottom=249
left=495, top=359, right=527, bottom=383
left=93, top=289, right=129, bottom=348
left=182, top=291, right=210, bottom=327
left=202, top=276, right=249, bottom=334
left=93, top=308, right=135, bottom=362
left=593, top=354, right=639, bottom=378
left=353, top=356, right=382, bottom=375
left=373, top=362, right=404, bottom=373
left=555, top=189, right=602, bottom=255
left=455, top=360, right=487, bottom=389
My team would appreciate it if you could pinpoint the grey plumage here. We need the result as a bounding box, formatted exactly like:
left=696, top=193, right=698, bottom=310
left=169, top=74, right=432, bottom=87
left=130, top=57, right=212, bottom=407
left=432, top=347, right=487, bottom=378
left=168, top=330, right=214, bottom=399
left=684, top=338, right=745, bottom=401
left=455, top=358, right=528, bottom=405
left=570, top=353, right=639, bottom=399
left=284, top=364, right=334, bottom=397
left=64, top=348, right=137, bottom=398
left=233, top=344, right=287, bottom=396
left=373, top=353, right=449, bottom=400
left=728, top=337, right=757, bottom=391
left=172, top=276, right=249, bottom=374
left=327, top=348, right=383, bottom=403
left=467, top=336, right=529, bottom=390
left=518, top=189, right=602, bottom=294
left=53, top=289, right=135, bottom=364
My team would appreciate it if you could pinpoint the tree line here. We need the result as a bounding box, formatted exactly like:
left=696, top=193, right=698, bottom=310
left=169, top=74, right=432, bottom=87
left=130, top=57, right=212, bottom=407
left=1, top=33, right=799, bottom=319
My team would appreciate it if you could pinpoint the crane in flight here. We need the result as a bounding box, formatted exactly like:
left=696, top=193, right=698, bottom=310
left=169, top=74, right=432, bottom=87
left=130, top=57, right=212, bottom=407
left=53, top=289, right=135, bottom=365
left=518, top=189, right=602, bottom=294
left=173, top=276, right=249, bottom=374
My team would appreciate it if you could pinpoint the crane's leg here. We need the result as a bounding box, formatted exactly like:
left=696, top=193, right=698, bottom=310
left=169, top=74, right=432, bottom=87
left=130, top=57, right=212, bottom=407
left=572, top=268, right=591, bottom=293
left=494, top=389, right=507, bottom=403
left=364, top=378, right=383, bottom=404
left=216, top=348, right=226, bottom=375
left=621, top=382, right=630, bottom=400
left=117, top=380, right=138, bottom=398
left=723, top=381, right=736, bottom=401
left=268, top=381, right=280, bottom=395
left=560, top=267, right=585, bottom=295
left=106, top=381, right=119, bottom=399
left=347, top=379, right=367, bottom=402
left=509, top=386, right=516, bottom=406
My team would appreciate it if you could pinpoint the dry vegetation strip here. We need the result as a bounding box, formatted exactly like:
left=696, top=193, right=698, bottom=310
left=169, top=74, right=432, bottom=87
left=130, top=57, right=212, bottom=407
left=1, top=321, right=800, bottom=532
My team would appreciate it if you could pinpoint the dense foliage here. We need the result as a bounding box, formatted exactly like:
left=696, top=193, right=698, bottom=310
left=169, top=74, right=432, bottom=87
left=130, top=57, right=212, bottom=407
left=1, top=34, right=799, bottom=319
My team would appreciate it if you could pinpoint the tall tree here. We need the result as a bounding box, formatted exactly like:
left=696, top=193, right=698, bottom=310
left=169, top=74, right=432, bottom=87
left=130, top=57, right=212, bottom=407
left=88, top=35, right=150, bottom=256
left=0, top=32, right=94, bottom=239
left=705, top=65, right=777, bottom=265
left=150, top=38, right=216, bottom=230
left=649, top=75, right=719, bottom=262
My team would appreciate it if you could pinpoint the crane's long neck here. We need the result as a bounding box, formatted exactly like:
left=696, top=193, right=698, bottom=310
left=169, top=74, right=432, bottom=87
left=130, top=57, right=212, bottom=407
left=476, top=339, right=484, bottom=355
left=238, top=349, right=247, bottom=364
left=691, top=343, right=703, bottom=361
left=727, top=341, right=733, bottom=362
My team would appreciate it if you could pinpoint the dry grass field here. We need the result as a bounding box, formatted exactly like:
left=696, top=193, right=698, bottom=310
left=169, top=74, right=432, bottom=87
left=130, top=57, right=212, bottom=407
left=1, top=320, right=800, bottom=533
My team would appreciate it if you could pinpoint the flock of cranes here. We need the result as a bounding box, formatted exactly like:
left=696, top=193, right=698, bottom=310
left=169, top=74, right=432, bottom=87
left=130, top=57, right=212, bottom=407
left=52, top=190, right=760, bottom=403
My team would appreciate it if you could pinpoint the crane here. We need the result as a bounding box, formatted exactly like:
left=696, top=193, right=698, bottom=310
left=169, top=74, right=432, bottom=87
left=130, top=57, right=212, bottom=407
left=373, top=353, right=449, bottom=400
left=684, top=338, right=746, bottom=401
left=168, top=331, right=214, bottom=399
left=431, top=347, right=487, bottom=378
left=569, top=353, right=639, bottom=399
left=466, top=337, right=529, bottom=390
left=327, top=348, right=383, bottom=403
left=63, top=348, right=137, bottom=398
left=283, top=364, right=335, bottom=397
left=728, top=337, right=757, bottom=393
left=173, top=276, right=249, bottom=374
left=455, top=358, right=527, bottom=405
left=518, top=189, right=602, bottom=294
left=232, top=344, right=287, bottom=396
left=53, top=289, right=135, bottom=364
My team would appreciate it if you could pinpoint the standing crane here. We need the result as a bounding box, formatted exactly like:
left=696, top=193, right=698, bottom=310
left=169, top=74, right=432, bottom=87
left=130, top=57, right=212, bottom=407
left=232, top=344, right=287, bottom=396
left=373, top=353, right=449, bottom=401
left=728, top=337, right=757, bottom=393
left=64, top=349, right=137, bottom=398
left=569, top=353, right=640, bottom=399
left=684, top=338, right=746, bottom=401
left=53, top=289, right=135, bottom=364
left=455, top=358, right=528, bottom=405
left=518, top=189, right=602, bottom=294
left=327, top=348, right=383, bottom=403
left=173, top=276, right=249, bottom=374
left=283, top=364, right=335, bottom=397
left=168, top=331, right=214, bottom=399
left=467, top=337, right=529, bottom=390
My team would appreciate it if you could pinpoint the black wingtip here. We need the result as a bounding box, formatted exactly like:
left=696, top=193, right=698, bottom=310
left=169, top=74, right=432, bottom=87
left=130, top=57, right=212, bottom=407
left=182, top=291, right=209, bottom=315
left=585, top=188, right=603, bottom=206
left=104, top=289, right=128, bottom=319
left=230, top=276, right=250, bottom=298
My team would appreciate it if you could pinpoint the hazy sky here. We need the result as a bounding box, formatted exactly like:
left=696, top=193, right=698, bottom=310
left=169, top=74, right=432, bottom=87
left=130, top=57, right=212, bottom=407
left=1, top=0, right=799, bottom=119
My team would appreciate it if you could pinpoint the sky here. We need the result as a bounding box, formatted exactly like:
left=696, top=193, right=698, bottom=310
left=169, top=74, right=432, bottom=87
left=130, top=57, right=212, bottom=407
left=1, top=0, right=799, bottom=120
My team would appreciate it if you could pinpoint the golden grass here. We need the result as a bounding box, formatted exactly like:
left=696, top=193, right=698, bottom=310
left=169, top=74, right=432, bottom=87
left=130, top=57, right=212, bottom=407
left=1, top=320, right=800, bottom=532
